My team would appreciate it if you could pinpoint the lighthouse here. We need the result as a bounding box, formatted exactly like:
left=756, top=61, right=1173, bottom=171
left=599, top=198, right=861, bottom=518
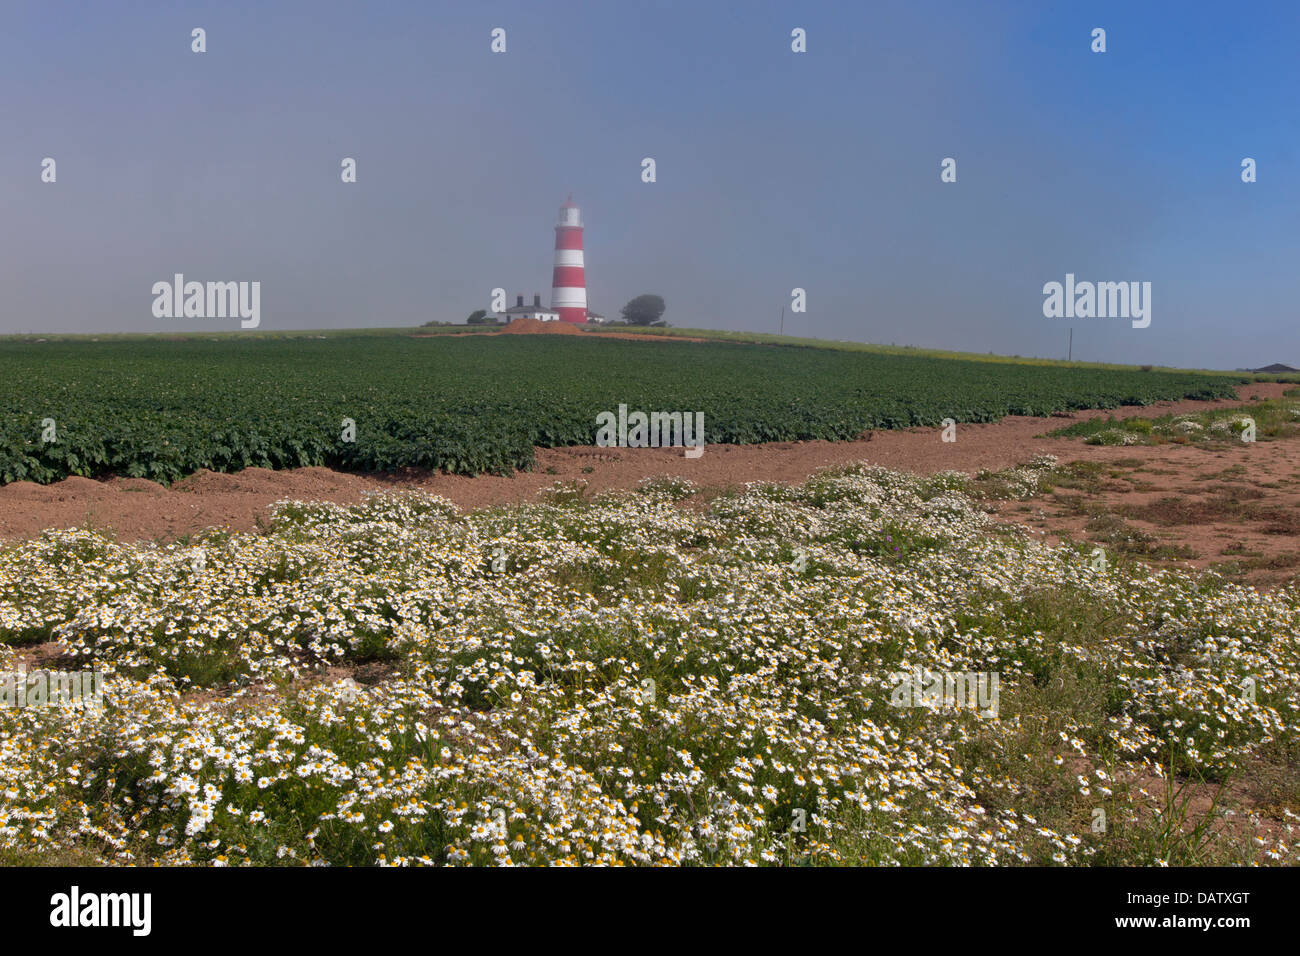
left=550, top=195, right=588, bottom=324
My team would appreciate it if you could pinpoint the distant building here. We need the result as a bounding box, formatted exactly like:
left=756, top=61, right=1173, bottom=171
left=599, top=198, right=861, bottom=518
left=490, top=197, right=600, bottom=325
left=502, top=294, right=559, bottom=323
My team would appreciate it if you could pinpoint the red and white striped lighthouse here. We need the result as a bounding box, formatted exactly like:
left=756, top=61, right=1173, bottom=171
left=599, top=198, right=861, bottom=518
left=550, top=195, right=587, bottom=324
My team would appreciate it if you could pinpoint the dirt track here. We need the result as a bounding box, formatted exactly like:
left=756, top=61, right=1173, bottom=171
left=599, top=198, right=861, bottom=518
left=0, top=384, right=1294, bottom=585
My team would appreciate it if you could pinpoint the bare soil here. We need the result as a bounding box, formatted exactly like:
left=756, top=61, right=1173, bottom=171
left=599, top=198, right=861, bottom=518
left=1, top=383, right=1296, bottom=586
left=410, top=319, right=712, bottom=342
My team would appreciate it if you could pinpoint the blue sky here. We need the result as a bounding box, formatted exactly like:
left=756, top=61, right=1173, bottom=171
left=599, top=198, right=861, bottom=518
left=1, top=0, right=1296, bottom=368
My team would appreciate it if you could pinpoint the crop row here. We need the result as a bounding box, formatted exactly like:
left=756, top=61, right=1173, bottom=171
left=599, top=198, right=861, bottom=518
left=0, top=335, right=1241, bottom=484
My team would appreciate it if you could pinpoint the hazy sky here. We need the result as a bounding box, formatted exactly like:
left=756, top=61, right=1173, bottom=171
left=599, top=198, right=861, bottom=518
left=2, top=0, right=1297, bottom=368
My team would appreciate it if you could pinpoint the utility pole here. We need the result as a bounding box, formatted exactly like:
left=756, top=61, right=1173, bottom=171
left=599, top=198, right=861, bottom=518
left=1068, top=327, right=1073, bottom=363
left=779, top=305, right=785, bottom=336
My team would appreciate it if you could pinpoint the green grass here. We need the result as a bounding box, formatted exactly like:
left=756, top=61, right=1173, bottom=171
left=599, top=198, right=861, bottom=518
left=587, top=325, right=1300, bottom=380
left=1048, top=388, right=1300, bottom=446
left=8, top=322, right=1295, bottom=381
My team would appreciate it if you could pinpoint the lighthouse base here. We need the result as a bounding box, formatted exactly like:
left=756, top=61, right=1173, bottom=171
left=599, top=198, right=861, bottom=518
left=556, top=308, right=587, bottom=324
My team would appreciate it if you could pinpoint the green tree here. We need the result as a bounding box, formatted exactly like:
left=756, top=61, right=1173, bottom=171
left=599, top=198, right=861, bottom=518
left=620, top=294, right=666, bottom=326
left=465, top=309, right=490, bottom=325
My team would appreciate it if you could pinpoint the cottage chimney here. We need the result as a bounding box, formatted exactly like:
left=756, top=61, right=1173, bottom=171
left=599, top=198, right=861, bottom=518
left=516, top=295, right=524, bottom=308
left=533, top=293, right=541, bottom=307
